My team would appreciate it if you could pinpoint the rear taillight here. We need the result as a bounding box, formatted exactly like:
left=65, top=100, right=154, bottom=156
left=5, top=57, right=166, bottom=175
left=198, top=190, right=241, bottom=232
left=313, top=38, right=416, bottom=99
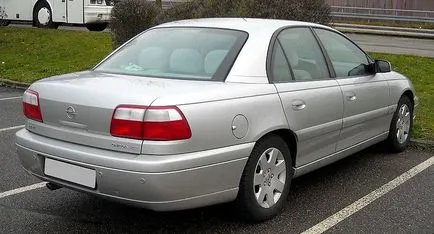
left=23, top=89, right=43, bottom=122
left=143, top=106, right=192, bottom=141
left=110, top=105, right=191, bottom=141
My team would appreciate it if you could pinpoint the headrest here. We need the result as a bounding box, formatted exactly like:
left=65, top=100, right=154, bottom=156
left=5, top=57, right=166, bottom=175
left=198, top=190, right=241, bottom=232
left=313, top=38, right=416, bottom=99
left=170, top=48, right=203, bottom=74
left=204, top=50, right=228, bottom=74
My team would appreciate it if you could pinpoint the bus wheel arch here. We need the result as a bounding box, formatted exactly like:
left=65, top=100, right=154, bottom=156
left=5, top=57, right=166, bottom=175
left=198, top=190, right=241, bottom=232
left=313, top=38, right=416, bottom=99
left=85, top=23, right=108, bottom=32
left=33, top=0, right=58, bottom=29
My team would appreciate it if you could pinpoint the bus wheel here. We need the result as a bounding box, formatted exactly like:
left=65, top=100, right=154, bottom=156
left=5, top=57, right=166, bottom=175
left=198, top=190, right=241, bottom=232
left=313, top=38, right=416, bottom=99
left=0, top=20, right=10, bottom=27
left=33, top=1, right=58, bottom=29
left=85, top=23, right=108, bottom=32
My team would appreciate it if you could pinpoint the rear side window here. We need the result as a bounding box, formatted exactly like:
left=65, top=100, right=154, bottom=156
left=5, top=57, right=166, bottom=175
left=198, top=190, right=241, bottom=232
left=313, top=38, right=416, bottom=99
left=271, top=42, right=294, bottom=83
left=314, top=29, right=371, bottom=78
left=270, top=27, right=330, bottom=82
left=95, top=28, right=248, bottom=81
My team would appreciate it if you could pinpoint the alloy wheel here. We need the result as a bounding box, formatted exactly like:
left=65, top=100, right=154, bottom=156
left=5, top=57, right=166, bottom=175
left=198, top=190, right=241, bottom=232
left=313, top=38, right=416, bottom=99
left=396, top=104, right=411, bottom=144
left=253, top=147, right=286, bottom=208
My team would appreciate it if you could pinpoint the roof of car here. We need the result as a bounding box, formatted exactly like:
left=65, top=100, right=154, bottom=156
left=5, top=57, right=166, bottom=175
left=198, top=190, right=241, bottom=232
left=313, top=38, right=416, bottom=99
left=155, top=18, right=331, bottom=33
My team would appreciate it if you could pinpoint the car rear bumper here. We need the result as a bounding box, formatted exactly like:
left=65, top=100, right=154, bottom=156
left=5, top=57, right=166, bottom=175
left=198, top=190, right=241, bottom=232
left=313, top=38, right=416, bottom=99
left=84, top=5, right=112, bottom=24
left=16, top=129, right=252, bottom=211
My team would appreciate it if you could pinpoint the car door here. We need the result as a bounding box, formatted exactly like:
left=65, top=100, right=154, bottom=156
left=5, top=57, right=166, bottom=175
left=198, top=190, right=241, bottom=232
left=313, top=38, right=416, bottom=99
left=313, top=28, right=390, bottom=151
left=270, top=27, right=343, bottom=167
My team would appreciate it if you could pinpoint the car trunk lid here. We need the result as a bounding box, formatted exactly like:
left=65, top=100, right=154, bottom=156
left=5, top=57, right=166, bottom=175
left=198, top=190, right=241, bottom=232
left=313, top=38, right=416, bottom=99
left=27, top=71, right=216, bottom=154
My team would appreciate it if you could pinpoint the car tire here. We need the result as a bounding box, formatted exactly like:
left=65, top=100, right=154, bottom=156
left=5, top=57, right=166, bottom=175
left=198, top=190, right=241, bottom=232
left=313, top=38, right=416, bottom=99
left=0, top=19, right=10, bottom=27
left=235, top=135, right=293, bottom=222
left=33, top=1, right=58, bottom=29
left=85, top=23, right=108, bottom=32
left=387, top=95, right=413, bottom=152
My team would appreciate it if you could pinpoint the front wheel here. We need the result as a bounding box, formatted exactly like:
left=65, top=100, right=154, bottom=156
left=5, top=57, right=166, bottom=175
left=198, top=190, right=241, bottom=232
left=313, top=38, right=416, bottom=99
left=85, top=23, right=108, bottom=32
left=235, top=135, right=292, bottom=222
left=387, top=95, right=414, bottom=152
left=33, top=1, right=58, bottom=29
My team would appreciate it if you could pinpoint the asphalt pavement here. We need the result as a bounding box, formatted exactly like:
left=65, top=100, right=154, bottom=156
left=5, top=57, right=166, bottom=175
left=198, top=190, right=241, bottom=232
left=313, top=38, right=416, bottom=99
left=0, top=86, right=433, bottom=233
left=347, top=33, right=434, bottom=58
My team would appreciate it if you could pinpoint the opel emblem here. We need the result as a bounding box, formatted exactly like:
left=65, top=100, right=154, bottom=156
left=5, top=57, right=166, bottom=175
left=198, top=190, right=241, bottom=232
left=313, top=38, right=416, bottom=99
left=66, top=106, right=76, bottom=119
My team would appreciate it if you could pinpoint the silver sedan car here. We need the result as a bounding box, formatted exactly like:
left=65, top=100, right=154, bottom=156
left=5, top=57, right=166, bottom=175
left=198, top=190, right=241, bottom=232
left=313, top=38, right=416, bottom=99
left=16, top=18, right=418, bottom=221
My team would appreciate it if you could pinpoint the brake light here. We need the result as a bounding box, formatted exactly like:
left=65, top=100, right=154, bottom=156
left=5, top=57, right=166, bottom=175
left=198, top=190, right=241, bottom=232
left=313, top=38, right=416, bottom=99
left=143, top=106, right=192, bottom=141
left=23, top=89, right=43, bottom=122
left=110, top=105, right=191, bottom=141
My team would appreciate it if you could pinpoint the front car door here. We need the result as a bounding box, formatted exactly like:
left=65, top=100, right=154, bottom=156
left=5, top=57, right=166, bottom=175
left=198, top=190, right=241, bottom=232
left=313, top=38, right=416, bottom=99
left=313, top=28, right=390, bottom=151
left=270, top=27, right=343, bottom=167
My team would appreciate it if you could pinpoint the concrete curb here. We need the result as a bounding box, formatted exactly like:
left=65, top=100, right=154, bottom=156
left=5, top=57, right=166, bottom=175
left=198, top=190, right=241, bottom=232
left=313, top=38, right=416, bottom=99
left=0, top=79, right=30, bottom=90
left=412, top=139, right=434, bottom=145
left=410, top=139, right=434, bottom=152
left=336, top=27, right=434, bottom=39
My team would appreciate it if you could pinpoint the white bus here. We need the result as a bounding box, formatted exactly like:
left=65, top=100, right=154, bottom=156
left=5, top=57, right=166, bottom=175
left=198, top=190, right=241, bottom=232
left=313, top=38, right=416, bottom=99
left=0, top=0, right=113, bottom=31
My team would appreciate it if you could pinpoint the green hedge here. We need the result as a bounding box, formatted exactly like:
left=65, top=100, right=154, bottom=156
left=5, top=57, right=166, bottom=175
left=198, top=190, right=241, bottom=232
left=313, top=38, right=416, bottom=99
left=111, top=0, right=331, bottom=48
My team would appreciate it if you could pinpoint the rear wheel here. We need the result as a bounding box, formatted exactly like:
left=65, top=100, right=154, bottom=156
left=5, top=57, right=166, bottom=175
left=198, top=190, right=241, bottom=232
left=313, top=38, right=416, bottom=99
left=33, top=1, right=58, bottom=29
left=387, top=95, right=413, bottom=152
left=235, top=135, right=292, bottom=222
left=85, top=23, right=108, bottom=32
left=0, top=20, right=10, bottom=27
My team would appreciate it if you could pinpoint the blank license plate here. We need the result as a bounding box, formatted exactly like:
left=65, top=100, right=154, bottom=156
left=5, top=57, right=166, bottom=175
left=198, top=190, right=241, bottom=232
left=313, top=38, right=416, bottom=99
left=44, top=158, right=96, bottom=189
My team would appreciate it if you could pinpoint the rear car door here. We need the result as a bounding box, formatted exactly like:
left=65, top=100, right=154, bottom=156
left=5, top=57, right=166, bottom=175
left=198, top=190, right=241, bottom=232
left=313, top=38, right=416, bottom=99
left=314, top=28, right=390, bottom=151
left=270, top=27, right=343, bottom=167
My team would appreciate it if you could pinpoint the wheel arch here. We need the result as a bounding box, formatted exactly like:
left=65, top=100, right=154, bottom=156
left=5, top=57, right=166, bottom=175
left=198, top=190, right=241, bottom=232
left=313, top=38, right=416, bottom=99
left=255, top=128, right=298, bottom=168
left=32, top=0, right=53, bottom=21
left=33, top=0, right=54, bottom=11
left=401, top=89, right=415, bottom=106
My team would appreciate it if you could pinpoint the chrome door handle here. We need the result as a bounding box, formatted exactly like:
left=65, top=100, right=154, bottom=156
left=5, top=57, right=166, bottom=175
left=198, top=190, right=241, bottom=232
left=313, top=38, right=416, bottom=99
left=345, top=92, right=357, bottom=101
left=292, top=100, right=306, bottom=111
left=347, top=95, right=357, bottom=101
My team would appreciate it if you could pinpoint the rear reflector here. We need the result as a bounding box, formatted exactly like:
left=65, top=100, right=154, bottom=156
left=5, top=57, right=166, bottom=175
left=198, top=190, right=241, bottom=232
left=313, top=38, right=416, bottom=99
left=23, top=89, right=43, bottom=122
left=110, top=105, right=191, bottom=141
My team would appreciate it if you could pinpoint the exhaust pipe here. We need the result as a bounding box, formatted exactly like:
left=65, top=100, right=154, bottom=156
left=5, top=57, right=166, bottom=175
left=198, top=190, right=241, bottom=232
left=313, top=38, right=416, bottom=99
left=46, top=182, right=62, bottom=191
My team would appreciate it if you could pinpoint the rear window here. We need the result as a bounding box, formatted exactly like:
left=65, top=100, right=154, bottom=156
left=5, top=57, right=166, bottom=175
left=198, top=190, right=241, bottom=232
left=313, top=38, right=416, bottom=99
left=95, top=27, right=248, bottom=81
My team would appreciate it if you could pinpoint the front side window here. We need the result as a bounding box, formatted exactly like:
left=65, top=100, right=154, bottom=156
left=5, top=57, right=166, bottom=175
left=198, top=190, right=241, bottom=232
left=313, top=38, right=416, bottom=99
left=95, top=28, right=248, bottom=81
left=314, top=28, right=372, bottom=78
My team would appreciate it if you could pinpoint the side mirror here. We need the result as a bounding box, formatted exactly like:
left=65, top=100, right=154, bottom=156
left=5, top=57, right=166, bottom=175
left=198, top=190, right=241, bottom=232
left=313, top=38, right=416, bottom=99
left=374, top=60, right=391, bottom=73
